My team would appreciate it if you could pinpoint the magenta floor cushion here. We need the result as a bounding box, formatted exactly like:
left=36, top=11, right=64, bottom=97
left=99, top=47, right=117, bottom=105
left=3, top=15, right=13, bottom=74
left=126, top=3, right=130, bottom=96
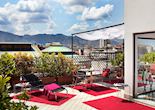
left=44, top=83, right=61, bottom=91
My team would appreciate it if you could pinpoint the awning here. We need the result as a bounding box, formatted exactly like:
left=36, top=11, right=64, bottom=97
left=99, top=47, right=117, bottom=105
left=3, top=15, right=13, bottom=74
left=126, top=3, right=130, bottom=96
left=73, top=24, right=124, bottom=41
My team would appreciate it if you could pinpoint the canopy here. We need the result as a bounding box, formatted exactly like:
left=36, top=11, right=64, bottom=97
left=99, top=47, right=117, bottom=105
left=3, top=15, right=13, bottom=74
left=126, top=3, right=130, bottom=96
left=73, top=24, right=124, bottom=41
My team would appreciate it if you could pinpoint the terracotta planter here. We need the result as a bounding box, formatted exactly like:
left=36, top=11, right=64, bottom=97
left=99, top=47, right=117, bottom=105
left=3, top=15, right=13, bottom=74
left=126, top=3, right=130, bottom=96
left=39, top=76, right=55, bottom=85
left=40, top=75, right=73, bottom=85
left=58, top=75, right=73, bottom=84
left=10, top=75, right=20, bottom=89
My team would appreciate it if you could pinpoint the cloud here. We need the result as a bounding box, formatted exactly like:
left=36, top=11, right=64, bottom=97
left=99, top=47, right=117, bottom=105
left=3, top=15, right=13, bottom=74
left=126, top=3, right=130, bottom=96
left=66, top=5, right=85, bottom=14
left=59, top=0, right=92, bottom=6
left=16, top=0, right=49, bottom=13
left=81, top=4, right=114, bottom=21
left=58, top=0, right=96, bottom=14
left=68, top=22, right=89, bottom=33
left=0, top=0, right=55, bottom=35
left=0, top=15, right=10, bottom=25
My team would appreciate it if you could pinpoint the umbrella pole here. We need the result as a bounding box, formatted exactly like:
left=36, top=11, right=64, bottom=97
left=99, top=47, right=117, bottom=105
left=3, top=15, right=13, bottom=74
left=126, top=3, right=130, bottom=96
left=71, top=34, right=74, bottom=58
left=106, top=39, right=108, bottom=68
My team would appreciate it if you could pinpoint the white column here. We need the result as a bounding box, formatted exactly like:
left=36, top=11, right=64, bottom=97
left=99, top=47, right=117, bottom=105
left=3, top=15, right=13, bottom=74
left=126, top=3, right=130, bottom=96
left=125, top=0, right=155, bottom=97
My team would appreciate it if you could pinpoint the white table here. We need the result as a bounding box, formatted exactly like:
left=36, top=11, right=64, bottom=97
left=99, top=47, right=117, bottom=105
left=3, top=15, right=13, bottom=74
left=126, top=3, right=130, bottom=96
left=13, top=82, right=31, bottom=92
left=78, top=69, right=101, bottom=76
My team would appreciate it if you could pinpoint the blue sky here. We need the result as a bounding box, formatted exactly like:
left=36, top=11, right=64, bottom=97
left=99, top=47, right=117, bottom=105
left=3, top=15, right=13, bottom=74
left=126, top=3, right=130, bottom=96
left=0, top=0, right=124, bottom=35
left=138, top=39, right=155, bottom=49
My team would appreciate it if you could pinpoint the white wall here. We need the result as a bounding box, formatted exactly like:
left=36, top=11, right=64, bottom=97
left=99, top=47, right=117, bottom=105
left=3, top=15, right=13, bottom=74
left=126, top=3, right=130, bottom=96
left=125, top=0, right=155, bottom=96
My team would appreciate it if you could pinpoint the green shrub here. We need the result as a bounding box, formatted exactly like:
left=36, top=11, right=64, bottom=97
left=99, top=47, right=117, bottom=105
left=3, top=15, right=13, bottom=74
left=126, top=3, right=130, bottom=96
left=14, top=52, right=34, bottom=76
left=0, top=75, right=38, bottom=110
left=35, top=53, right=77, bottom=82
left=111, top=53, right=124, bottom=67
left=0, top=53, right=15, bottom=77
left=140, top=52, right=155, bottom=64
left=0, top=53, right=38, bottom=110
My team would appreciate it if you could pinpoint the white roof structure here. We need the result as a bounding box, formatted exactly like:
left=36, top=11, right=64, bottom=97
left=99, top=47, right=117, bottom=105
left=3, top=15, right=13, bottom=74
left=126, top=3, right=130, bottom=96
left=72, top=23, right=124, bottom=41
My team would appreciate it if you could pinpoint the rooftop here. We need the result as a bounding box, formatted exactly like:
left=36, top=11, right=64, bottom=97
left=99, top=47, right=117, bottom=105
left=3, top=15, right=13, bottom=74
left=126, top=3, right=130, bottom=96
left=42, top=43, right=72, bottom=53
left=11, top=83, right=155, bottom=110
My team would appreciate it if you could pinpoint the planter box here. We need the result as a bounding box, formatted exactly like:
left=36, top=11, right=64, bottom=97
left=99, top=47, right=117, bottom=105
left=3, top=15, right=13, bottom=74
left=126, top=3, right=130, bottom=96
left=10, top=75, right=20, bottom=89
left=40, top=76, right=56, bottom=85
left=39, top=75, right=73, bottom=85
left=58, top=75, right=73, bottom=84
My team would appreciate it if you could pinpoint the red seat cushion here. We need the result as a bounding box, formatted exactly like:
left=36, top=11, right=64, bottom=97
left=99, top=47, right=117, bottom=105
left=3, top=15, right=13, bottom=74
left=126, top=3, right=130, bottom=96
left=102, top=69, right=110, bottom=77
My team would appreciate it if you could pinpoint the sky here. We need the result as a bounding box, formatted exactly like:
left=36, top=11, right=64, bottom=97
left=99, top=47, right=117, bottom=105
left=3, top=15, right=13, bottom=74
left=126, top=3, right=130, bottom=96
left=138, top=39, right=155, bottom=50
left=0, top=0, right=124, bottom=36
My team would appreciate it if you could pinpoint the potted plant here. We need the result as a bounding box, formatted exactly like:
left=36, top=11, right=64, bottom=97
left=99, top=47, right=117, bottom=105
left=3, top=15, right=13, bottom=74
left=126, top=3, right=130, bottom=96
left=34, top=53, right=56, bottom=85
left=56, top=53, right=76, bottom=84
left=10, top=53, right=34, bottom=86
left=35, top=53, right=77, bottom=84
left=14, top=52, right=34, bottom=76
left=110, top=52, right=124, bottom=77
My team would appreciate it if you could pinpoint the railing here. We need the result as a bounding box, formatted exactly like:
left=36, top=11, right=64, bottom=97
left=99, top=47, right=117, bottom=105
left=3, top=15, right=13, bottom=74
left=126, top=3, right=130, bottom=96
left=71, top=50, right=123, bottom=71
left=72, top=53, right=117, bottom=71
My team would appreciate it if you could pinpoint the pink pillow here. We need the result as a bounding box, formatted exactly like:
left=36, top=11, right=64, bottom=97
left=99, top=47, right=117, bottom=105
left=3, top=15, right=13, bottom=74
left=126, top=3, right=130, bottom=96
left=44, top=83, right=61, bottom=91
left=102, top=69, right=110, bottom=77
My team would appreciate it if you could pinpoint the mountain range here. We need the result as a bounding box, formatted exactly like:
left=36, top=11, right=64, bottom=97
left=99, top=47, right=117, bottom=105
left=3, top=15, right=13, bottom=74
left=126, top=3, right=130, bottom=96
left=0, top=31, right=123, bottom=48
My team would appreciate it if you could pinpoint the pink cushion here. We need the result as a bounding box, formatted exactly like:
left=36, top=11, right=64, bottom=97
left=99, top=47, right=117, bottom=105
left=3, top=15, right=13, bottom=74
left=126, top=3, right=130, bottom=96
left=102, top=69, right=110, bottom=77
left=44, top=83, right=61, bottom=91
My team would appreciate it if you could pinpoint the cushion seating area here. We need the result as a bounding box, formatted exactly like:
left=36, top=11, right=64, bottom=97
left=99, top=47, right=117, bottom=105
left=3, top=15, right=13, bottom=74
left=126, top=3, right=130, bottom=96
left=43, top=83, right=68, bottom=100
left=13, top=90, right=75, bottom=106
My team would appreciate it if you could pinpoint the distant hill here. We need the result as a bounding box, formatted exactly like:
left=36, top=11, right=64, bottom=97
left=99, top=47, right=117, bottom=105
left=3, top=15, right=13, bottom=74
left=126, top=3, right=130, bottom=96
left=0, top=31, right=28, bottom=42
left=111, top=38, right=124, bottom=45
left=0, top=31, right=123, bottom=48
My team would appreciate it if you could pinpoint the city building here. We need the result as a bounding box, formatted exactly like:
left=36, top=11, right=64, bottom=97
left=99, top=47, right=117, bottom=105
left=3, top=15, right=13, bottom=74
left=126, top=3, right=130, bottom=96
left=42, top=42, right=75, bottom=57
left=0, top=42, right=41, bottom=57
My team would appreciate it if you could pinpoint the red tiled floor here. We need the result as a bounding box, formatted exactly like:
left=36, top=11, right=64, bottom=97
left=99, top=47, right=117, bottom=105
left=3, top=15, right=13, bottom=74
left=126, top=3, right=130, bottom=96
left=84, top=96, right=155, bottom=110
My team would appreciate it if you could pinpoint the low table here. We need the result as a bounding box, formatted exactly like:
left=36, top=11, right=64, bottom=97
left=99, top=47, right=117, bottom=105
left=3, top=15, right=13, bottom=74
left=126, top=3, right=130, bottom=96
left=113, top=83, right=128, bottom=88
left=14, top=82, right=31, bottom=92
left=78, top=69, right=97, bottom=76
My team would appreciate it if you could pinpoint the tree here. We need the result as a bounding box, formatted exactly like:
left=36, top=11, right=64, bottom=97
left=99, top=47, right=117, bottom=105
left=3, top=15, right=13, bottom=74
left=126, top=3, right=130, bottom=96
left=50, top=53, right=76, bottom=82
left=14, top=53, right=34, bottom=76
left=111, top=53, right=124, bottom=67
left=35, top=53, right=55, bottom=77
left=0, top=53, right=15, bottom=77
left=140, top=52, right=155, bottom=64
